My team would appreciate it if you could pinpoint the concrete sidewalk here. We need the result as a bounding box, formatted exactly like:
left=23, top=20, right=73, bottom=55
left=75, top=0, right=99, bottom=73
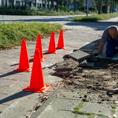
left=0, top=48, right=65, bottom=118
left=34, top=88, right=118, bottom=118
left=103, top=17, right=118, bottom=22
left=0, top=41, right=72, bottom=118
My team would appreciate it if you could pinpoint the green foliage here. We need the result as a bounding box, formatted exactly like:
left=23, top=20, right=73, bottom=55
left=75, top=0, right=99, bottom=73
left=73, top=13, right=118, bottom=22
left=0, top=7, right=84, bottom=16
left=73, top=16, right=100, bottom=22
left=74, top=102, right=85, bottom=112
left=0, top=23, right=62, bottom=49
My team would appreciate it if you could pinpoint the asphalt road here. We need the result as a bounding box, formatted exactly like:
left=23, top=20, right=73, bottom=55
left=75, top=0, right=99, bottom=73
left=0, top=15, right=118, bottom=30
left=0, top=15, right=81, bottom=24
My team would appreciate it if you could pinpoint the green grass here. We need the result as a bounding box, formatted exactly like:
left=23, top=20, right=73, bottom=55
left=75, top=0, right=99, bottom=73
left=73, top=101, right=85, bottom=112
left=0, top=23, right=62, bottom=49
left=111, top=103, right=117, bottom=115
left=73, top=102, right=109, bottom=118
left=73, top=102, right=95, bottom=117
left=28, top=10, right=84, bottom=16
left=73, top=13, right=118, bottom=22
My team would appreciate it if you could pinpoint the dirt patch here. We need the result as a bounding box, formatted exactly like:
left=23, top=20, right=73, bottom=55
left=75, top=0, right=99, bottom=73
left=51, top=58, right=118, bottom=104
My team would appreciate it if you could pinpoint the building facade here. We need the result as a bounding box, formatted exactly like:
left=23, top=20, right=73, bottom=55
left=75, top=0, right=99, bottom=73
left=0, top=0, right=44, bottom=8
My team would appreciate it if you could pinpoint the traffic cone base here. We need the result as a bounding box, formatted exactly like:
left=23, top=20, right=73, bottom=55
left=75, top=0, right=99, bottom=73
left=56, top=47, right=65, bottom=50
left=47, top=51, right=56, bottom=54
left=23, top=84, right=49, bottom=93
left=41, top=55, right=47, bottom=62
left=41, top=57, right=44, bottom=62
left=16, top=67, right=32, bottom=72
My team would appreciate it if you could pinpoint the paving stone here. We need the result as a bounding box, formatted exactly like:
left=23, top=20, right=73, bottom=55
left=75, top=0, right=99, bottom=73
left=116, top=107, right=118, bottom=118
left=37, top=98, right=81, bottom=118
left=56, top=89, right=87, bottom=99
left=36, top=96, right=110, bottom=118
left=81, top=102, right=112, bottom=117
left=44, top=69, right=63, bottom=84
left=32, top=88, right=115, bottom=118
left=0, top=104, right=8, bottom=113
left=0, top=93, right=39, bottom=118
left=64, top=50, right=90, bottom=62
left=0, top=79, right=17, bottom=87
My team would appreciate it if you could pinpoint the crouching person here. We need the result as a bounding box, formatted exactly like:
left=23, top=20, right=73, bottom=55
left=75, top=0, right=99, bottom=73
left=94, top=26, right=118, bottom=57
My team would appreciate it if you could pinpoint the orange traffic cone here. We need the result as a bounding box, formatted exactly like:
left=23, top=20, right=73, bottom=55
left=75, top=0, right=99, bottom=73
left=35, top=33, right=44, bottom=61
left=57, top=30, right=65, bottom=49
left=17, top=39, right=31, bottom=72
left=48, top=32, right=56, bottom=54
left=23, top=49, right=49, bottom=93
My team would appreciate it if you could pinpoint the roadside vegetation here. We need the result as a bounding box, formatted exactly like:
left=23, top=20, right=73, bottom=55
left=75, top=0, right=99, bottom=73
left=0, top=23, right=62, bottom=49
left=0, top=8, right=84, bottom=16
left=73, top=13, right=118, bottom=22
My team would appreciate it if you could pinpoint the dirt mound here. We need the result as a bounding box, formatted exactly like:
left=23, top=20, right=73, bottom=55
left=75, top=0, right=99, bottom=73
left=51, top=58, right=118, bottom=104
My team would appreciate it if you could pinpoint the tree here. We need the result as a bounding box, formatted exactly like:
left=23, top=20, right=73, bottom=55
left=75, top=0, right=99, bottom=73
left=95, top=0, right=118, bottom=13
left=9, top=0, right=14, bottom=8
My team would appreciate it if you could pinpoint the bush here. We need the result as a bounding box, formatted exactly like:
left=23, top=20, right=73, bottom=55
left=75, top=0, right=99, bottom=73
left=73, top=16, right=100, bottom=22
left=0, top=7, right=84, bottom=16
left=0, top=23, right=62, bottom=49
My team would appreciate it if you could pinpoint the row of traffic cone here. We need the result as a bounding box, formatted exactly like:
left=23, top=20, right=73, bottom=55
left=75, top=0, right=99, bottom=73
left=17, top=30, right=64, bottom=93
left=48, top=30, right=64, bottom=54
left=17, top=30, right=64, bottom=72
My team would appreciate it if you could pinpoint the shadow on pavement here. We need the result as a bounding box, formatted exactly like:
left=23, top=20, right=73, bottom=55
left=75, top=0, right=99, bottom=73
left=0, top=17, right=71, bottom=22
left=65, top=21, right=118, bottom=31
left=10, top=63, right=18, bottom=67
left=10, top=50, right=48, bottom=67
left=0, top=70, right=20, bottom=78
left=0, top=91, right=33, bottom=104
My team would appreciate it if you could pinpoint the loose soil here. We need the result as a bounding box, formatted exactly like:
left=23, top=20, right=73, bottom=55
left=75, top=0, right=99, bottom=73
left=51, top=58, right=118, bottom=104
